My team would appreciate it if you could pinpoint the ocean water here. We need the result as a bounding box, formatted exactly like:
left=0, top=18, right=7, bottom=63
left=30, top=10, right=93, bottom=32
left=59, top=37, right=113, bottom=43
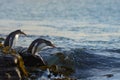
left=0, top=0, right=120, bottom=79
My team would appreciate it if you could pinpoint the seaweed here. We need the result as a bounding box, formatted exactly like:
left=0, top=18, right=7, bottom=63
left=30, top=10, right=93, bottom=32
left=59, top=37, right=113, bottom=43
left=0, top=36, right=75, bottom=79
left=40, top=64, right=75, bottom=76
left=0, top=43, right=29, bottom=78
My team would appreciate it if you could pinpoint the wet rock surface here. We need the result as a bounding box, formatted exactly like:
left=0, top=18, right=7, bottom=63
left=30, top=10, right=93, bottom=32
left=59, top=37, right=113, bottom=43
left=0, top=49, right=75, bottom=80
left=0, top=54, right=22, bottom=79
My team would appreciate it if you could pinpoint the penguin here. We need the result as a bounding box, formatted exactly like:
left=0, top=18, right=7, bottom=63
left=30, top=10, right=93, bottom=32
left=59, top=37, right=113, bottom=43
left=4, top=30, right=27, bottom=48
left=18, top=38, right=55, bottom=67
left=27, top=38, right=55, bottom=55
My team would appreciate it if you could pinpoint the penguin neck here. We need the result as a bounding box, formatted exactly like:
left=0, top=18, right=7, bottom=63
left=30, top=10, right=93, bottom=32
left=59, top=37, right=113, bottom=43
left=32, top=43, right=47, bottom=55
left=12, top=34, right=19, bottom=48
left=4, top=33, right=19, bottom=48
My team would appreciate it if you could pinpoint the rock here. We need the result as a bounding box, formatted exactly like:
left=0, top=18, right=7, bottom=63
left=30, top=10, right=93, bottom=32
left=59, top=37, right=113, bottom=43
left=0, top=54, right=22, bottom=79
left=0, top=54, right=18, bottom=67
left=46, top=52, right=75, bottom=69
left=103, top=74, right=114, bottom=78
left=0, top=67, right=22, bottom=79
left=15, top=47, right=75, bottom=78
left=0, top=54, right=18, bottom=68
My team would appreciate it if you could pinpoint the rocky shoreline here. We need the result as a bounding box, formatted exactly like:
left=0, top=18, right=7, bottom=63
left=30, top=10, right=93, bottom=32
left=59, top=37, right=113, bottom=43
left=0, top=30, right=76, bottom=80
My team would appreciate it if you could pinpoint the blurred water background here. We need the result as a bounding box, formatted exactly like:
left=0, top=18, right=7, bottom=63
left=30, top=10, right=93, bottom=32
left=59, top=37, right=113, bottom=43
left=0, top=0, right=120, bottom=79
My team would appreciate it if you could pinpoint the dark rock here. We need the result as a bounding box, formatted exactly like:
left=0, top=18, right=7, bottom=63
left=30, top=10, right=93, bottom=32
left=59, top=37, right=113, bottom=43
left=0, top=54, right=18, bottom=67
left=103, top=74, right=114, bottom=78
left=0, top=54, right=22, bottom=79
left=0, top=67, right=22, bottom=80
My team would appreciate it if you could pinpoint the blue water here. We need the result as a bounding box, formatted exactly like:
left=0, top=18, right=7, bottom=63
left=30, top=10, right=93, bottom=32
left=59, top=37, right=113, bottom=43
left=0, top=0, right=120, bottom=79
left=0, top=0, right=120, bottom=24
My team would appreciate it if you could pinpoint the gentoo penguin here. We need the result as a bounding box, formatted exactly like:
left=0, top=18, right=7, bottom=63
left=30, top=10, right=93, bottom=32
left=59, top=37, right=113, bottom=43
left=4, top=30, right=27, bottom=48
left=19, top=38, right=55, bottom=67
left=27, top=38, right=55, bottom=55
left=2, top=30, right=28, bottom=77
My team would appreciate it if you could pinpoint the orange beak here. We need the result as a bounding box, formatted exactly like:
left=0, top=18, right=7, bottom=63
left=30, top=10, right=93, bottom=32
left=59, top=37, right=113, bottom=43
left=51, top=44, right=56, bottom=48
left=21, top=31, right=27, bottom=36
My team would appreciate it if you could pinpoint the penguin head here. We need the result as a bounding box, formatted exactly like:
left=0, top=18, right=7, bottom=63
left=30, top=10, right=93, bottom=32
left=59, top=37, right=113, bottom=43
left=41, top=39, right=55, bottom=48
left=27, top=38, right=55, bottom=55
left=14, top=30, right=27, bottom=36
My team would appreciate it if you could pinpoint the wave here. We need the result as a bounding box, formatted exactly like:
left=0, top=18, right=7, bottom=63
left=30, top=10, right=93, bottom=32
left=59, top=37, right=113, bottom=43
left=1, top=32, right=120, bottom=79
left=39, top=47, right=120, bottom=79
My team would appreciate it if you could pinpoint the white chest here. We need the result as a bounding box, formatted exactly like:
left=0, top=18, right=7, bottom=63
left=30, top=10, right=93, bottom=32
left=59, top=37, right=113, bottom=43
left=32, top=43, right=47, bottom=55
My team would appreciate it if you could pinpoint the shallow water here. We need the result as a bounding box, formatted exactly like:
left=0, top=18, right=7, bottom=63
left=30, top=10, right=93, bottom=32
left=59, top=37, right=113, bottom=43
left=0, top=0, right=120, bottom=79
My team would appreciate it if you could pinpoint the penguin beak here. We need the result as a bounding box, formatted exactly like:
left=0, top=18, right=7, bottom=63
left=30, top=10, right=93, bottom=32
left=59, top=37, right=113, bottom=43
left=21, top=31, right=27, bottom=36
left=51, top=44, right=56, bottom=48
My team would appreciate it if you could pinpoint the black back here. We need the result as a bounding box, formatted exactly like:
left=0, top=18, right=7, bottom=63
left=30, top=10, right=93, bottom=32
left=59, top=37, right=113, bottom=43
left=27, top=38, right=52, bottom=54
left=4, top=30, right=25, bottom=48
